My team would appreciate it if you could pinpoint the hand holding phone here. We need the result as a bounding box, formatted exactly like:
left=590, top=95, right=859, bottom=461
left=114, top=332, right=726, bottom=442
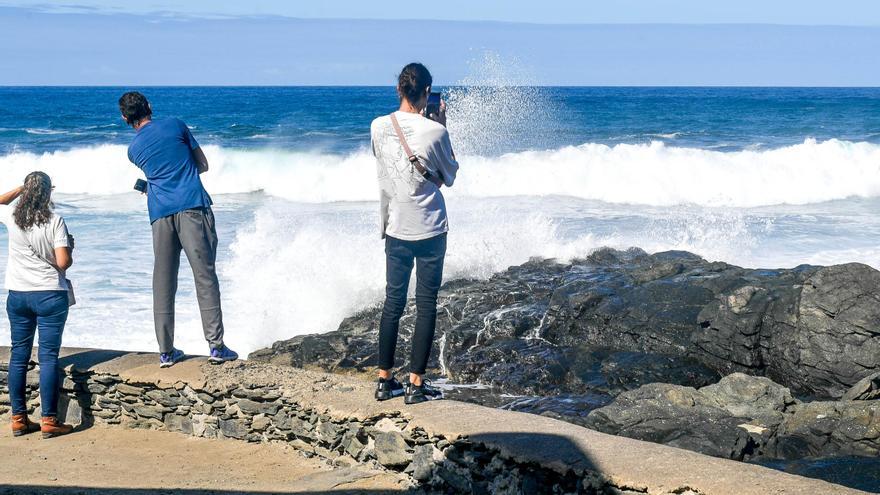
left=134, top=179, right=147, bottom=194
left=425, top=92, right=446, bottom=126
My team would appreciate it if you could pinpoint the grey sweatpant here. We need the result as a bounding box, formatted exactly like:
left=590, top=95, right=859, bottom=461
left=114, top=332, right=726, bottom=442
left=151, top=207, right=224, bottom=353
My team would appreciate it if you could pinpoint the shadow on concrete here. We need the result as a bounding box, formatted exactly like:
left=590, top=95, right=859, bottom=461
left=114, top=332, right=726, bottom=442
left=455, top=432, right=596, bottom=492
left=57, top=349, right=134, bottom=371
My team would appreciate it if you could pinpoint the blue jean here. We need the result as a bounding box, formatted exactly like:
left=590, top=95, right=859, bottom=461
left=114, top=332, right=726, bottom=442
left=7, top=290, right=69, bottom=418
left=378, top=233, right=447, bottom=375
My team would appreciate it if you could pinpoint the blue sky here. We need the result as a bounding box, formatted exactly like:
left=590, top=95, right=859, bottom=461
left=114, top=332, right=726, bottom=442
left=1, top=2, right=879, bottom=86
left=5, top=0, right=880, bottom=25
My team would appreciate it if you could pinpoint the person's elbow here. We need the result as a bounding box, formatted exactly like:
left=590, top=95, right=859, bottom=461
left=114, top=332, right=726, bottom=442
left=55, top=248, right=73, bottom=271
left=443, top=165, right=459, bottom=187
left=193, top=147, right=210, bottom=173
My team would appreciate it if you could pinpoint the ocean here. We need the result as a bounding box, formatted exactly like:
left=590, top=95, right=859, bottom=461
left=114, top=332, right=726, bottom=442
left=1, top=86, right=880, bottom=356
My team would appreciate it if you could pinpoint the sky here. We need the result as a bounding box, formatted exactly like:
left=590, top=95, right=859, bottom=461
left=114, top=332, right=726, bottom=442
left=1, top=2, right=879, bottom=86
left=5, top=0, right=880, bottom=25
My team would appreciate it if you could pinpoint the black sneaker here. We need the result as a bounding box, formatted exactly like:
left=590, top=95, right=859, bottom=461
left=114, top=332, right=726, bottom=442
left=375, top=376, right=405, bottom=401
left=404, top=380, right=443, bottom=405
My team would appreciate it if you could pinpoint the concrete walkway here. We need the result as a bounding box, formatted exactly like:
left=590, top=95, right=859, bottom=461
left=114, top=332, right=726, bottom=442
left=0, top=426, right=408, bottom=494
left=0, top=347, right=872, bottom=495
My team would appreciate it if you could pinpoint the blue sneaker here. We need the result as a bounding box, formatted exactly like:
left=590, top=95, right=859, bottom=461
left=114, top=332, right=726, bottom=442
left=159, top=348, right=185, bottom=368
left=209, top=344, right=238, bottom=364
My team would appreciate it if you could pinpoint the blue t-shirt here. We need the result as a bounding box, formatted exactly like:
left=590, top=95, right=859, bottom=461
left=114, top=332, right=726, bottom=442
left=127, top=118, right=213, bottom=223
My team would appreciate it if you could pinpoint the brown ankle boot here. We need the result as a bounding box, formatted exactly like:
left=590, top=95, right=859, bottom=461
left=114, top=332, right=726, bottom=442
left=41, top=416, right=73, bottom=439
left=11, top=414, right=40, bottom=437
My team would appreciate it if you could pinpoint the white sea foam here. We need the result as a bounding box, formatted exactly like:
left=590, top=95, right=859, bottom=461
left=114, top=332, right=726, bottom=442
left=1, top=134, right=879, bottom=354
left=24, top=128, right=69, bottom=135
left=220, top=200, right=612, bottom=350
left=0, top=186, right=874, bottom=356
left=1, top=138, right=879, bottom=207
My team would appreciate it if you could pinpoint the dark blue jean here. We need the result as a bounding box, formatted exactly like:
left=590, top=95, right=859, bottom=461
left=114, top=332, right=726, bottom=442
left=378, top=233, right=447, bottom=375
left=7, top=290, right=69, bottom=418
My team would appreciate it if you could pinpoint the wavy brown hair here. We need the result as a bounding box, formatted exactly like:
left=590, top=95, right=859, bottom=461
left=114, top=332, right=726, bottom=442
left=14, top=171, right=54, bottom=230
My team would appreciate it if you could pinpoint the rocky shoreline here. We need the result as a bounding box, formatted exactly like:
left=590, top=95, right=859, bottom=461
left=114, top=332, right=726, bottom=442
left=250, top=247, right=880, bottom=491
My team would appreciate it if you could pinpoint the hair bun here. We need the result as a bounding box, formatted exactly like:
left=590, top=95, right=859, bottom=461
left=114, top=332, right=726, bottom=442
left=398, top=63, right=433, bottom=105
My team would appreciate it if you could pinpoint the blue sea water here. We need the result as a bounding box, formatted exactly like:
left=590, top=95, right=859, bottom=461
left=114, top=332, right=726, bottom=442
left=1, top=86, right=880, bottom=358
left=3, top=86, right=880, bottom=154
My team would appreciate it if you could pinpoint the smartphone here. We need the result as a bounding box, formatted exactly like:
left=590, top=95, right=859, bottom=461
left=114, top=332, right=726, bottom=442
left=134, top=179, right=147, bottom=193
left=425, top=92, right=441, bottom=120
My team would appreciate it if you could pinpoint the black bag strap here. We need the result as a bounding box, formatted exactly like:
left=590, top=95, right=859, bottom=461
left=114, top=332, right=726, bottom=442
left=27, top=242, right=64, bottom=275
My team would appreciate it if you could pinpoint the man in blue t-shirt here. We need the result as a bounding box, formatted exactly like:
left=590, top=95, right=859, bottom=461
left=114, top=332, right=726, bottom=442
left=120, top=91, right=237, bottom=368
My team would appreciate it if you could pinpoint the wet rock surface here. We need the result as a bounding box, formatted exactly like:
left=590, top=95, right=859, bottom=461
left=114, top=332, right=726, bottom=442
left=252, top=248, right=880, bottom=401
left=250, top=247, right=880, bottom=490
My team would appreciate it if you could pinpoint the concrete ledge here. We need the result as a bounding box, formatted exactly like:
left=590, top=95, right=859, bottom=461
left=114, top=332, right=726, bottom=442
left=0, top=347, right=868, bottom=495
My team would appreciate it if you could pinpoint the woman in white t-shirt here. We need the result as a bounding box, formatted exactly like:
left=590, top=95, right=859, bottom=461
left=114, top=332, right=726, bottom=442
left=1, top=172, right=74, bottom=438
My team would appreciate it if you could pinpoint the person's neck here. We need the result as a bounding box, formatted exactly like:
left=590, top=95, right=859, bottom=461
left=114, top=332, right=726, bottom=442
left=133, top=118, right=152, bottom=131
left=398, top=100, right=421, bottom=114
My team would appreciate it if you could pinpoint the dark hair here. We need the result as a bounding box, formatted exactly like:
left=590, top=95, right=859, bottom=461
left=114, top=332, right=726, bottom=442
left=397, top=63, right=432, bottom=105
left=14, top=171, right=53, bottom=230
left=118, top=91, right=152, bottom=126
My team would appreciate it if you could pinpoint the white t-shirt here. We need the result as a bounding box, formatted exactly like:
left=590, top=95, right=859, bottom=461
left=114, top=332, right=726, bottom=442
left=0, top=205, right=70, bottom=291
left=370, top=111, right=459, bottom=241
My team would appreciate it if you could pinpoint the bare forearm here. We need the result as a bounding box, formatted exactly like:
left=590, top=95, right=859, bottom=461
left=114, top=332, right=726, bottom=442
left=54, top=247, right=73, bottom=271
left=0, top=186, right=22, bottom=205
left=192, top=147, right=210, bottom=174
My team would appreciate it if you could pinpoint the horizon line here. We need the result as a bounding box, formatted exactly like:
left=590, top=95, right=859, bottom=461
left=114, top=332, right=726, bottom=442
left=2, top=85, right=880, bottom=89
left=3, top=6, right=880, bottom=29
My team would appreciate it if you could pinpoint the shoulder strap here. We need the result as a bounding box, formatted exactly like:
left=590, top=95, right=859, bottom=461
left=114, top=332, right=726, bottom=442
left=389, top=113, right=431, bottom=179
left=28, top=242, right=63, bottom=274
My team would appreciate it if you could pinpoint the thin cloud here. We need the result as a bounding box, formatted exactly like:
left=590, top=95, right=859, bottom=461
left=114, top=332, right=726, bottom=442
left=0, top=2, right=246, bottom=20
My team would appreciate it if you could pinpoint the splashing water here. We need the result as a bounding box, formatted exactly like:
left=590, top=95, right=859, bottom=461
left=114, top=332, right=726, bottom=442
left=445, top=52, right=555, bottom=156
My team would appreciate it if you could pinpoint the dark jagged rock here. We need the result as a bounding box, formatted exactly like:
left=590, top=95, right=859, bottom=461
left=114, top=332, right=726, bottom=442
left=587, top=373, right=880, bottom=462
left=249, top=253, right=721, bottom=403
left=541, top=250, right=880, bottom=399
left=251, top=248, right=880, bottom=401
left=768, top=400, right=880, bottom=459
left=585, top=381, right=752, bottom=460
left=842, top=371, right=880, bottom=401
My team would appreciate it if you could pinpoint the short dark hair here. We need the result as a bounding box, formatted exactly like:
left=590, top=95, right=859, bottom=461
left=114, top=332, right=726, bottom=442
left=118, top=91, right=152, bottom=126
left=397, top=63, right=432, bottom=105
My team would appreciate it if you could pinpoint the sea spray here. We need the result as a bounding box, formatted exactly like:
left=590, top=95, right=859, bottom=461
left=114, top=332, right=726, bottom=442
left=218, top=195, right=774, bottom=354
left=444, top=52, right=555, bottom=156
